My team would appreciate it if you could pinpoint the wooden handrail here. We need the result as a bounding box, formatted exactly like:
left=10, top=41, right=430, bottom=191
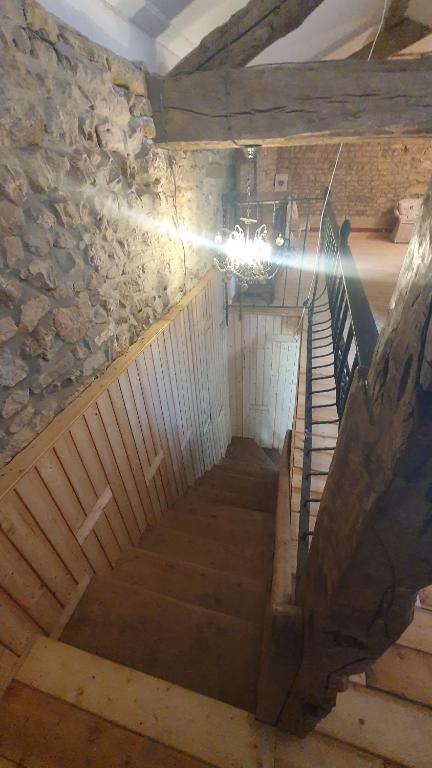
left=256, top=429, right=302, bottom=725
left=271, top=431, right=293, bottom=612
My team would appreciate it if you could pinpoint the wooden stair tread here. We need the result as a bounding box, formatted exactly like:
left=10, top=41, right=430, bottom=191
left=217, top=458, right=278, bottom=481
left=318, top=682, right=432, bottom=768
left=137, top=525, right=273, bottom=580
left=225, top=437, right=275, bottom=468
left=277, top=730, right=394, bottom=768
left=189, top=485, right=275, bottom=514
left=160, top=507, right=274, bottom=548
left=368, top=644, right=432, bottom=708
left=113, top=547, right=267, bottom=623
left=61, top=576, right=261, bottom=711
left=175, top=493, right=275, bottom=531
left=197, top=467, right=278, bottom=497
left=398, top=607, right=432, bottom=654
left=0, top=681, right=211, bottom=768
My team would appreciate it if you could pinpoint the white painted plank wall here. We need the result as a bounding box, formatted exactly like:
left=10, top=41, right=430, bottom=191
left=228, top=308, right=299, bottom=450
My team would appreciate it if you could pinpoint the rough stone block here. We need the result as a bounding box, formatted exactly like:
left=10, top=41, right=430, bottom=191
left=8, top=404, right=34, bottom=433
left=1, top=101, right=46, bottom=147
left=0, top=317, right=18, bottom=343
left=95, top=123, right=126, bottom=153
left=2, top=236, right=24, bottom=267
left=0, top=276, right=21, bottom=305
left=0, top=349, right=28, bottom=387
left=82, top=349, right=107, bottom=377
left=2, top=0, right=25, bottom=25
left=20, top=295, right=51, bottom=332
left=1, top=387, right=30, bottom=419
left=53, top=295, right=91, bottom=343
left=108, top=55, right=147, bottom=96
left=0, top=199, right=24, bottom=235
left=23, top=0, right=58, bottom=42
left=0, top=160, right=28, bottom=204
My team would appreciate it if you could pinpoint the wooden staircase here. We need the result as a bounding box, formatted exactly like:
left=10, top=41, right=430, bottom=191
left=60, top=437, right=278, bottom=712
left=1, top=436, right=432, bottom=766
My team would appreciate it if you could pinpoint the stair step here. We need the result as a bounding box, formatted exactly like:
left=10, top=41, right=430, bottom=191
left=318, top=682, right=432, bottom=768
left=138, top=526, right=273, bottom=581
left=399, top=607, right=432, bottom=654
left=14, top=637, right=276, bottom=768
left=261, top=447, right=281, bottom=468
left=61, top=576, right=261, bottom=711
left=368, top=644, right=432, bottom=708
left=191, top=484, right=276, bottom=514
left=160, top=507, right=274, bottom=549
left=197, top=467, right=278, bottom=497
left=225, top=437, right=275, bottom=468
left=0, top=681, right=208, bottom=768
left=174, top=493, right=275, bottom=532
left=419, top=585, right=432, bottom=610
left=217, top=458, right=278, bottom=481
left=113, top=547, right=267, bottom=623
left=277, top=730, right=391, bottom=768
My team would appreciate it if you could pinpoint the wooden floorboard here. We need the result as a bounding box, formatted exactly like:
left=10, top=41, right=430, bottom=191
left=0, top=682, right=213, bottom=768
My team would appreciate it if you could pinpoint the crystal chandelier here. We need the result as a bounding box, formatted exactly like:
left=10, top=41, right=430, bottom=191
left=214, top=147, right=278, bottom=289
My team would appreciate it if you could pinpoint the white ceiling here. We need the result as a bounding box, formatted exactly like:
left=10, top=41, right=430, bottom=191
left=43, top=0, right=432, bottom=71
left=106, top=0, right=432, bottom=62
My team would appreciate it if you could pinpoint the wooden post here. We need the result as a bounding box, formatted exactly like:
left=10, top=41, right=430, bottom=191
left=279, top=179, right=432, bottom=736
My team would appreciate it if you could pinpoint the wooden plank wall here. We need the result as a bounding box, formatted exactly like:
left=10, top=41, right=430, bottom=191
left=0, top=270, right=231, bottom=688
left=228, top=308, right=300, bottom=451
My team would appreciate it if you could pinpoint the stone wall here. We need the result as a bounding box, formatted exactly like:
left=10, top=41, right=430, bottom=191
left=0, top=0, right=233, bottom=466
left=237, top=142, right=432, bottom=229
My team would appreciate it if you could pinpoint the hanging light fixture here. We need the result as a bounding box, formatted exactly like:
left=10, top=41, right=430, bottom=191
left=214, top=147, right=278, bottom=289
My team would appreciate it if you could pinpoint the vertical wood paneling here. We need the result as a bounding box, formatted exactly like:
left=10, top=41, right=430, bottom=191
left=84, top=404, right=141, bottom=546
left=0, top=491, right=75, bottom=606
left=96, top=392, right=148, bottom=535
left=16, top=470, right=92, bottom=584
left=0, top=529, right=61, bottom=633
left=0, top=271, right=232, bottom=673
left=230, top=308, right=299, bottom=450
left=54, top=433, right=121, bottom=567
left=70, top=417, right=130, bottom=551
left=0, top=587, right=40, bottom=656
left=36, top=450, right=110, bottom=576
left=137, top=351, right=177, bottom=506
left=120, top=367, right=165, bottom=517
left=107, top=382, right=156, bottom=526
left=0, top=644, right=18, bottom=696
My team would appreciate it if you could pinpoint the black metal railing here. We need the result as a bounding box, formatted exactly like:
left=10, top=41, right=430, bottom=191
left=296, top=194, right=378, bottom=594
left=323, top=205, right=378, bottom=418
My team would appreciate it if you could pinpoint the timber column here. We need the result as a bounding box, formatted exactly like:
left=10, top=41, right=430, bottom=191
left=280, top=180, right=432, bottom=736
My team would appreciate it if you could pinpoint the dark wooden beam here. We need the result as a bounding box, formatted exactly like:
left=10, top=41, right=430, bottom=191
left=351, top=18, right=430, bottom=59
left=350, top=0, right=430, bottom=60
left=148, top=59, right=432, bottom=149
left=279, top=180, right=432, bottom=736
left=169, top=0, right=326, bottom=75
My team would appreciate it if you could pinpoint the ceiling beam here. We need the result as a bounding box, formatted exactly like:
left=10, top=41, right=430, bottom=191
left=350, top=0, right=430, bottom=59
left=148, top=59, right=432, bottom=149
left=169, top=0, right=326, bottom=75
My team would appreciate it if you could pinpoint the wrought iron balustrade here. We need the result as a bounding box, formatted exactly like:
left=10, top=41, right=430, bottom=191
left=322, top=204, right=378, bottom=418
left=296, top=194, right=379, bottom=593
